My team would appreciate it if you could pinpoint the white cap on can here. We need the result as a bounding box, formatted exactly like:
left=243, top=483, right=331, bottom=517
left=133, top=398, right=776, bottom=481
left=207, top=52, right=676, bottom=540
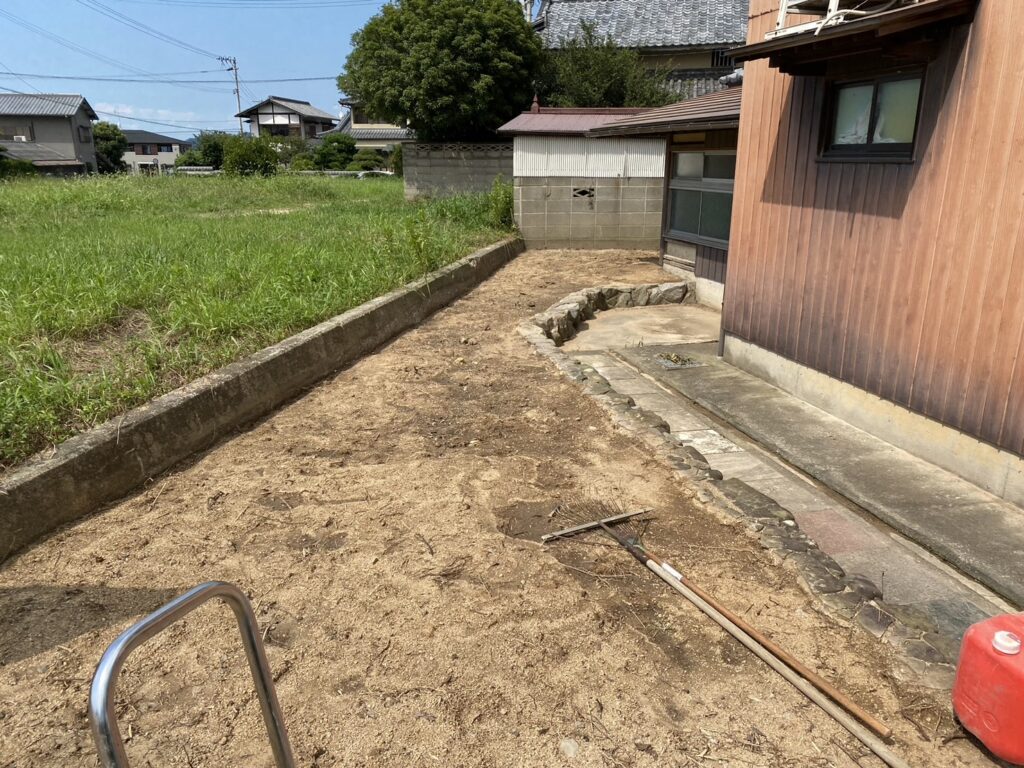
left=992, top=630, right=1022, bottom=655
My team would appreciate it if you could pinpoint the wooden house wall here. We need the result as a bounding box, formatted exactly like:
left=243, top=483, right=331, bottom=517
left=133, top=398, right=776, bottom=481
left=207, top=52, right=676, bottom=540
left=723, top=0, right=1024, bottom=456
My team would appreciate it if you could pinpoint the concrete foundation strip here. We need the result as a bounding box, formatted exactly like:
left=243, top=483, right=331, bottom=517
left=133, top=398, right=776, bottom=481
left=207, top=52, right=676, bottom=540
left=0, top=237, right=524, bottom=561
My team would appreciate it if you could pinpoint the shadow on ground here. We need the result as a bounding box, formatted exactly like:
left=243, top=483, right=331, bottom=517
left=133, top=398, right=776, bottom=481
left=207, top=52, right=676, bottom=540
left=0, top=585, right=181, bottom=665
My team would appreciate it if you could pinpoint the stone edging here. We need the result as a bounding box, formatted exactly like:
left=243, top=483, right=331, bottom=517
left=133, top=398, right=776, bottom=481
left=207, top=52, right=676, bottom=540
left=1, top=238, right=525, bottom=561
left=518, top=283, right=957, bottom=688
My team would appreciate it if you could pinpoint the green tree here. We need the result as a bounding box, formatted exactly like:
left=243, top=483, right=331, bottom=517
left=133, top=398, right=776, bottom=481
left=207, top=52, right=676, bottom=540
left=339, top=0, right=541, bottom=141
left=536, top=23, right=676, bottom=108
left=222, top=137, right=278, bottom=176
left=186, top=131, right=234, bottom=169
left=268, top=135, right=313, bottom=167
left=174, top=148, right=204, bottom=167
left=313, top=133, right=357, bottom=170
left=388, top=143, right=403, bottom=176
left=345, top=148, right=383, bottom=172
left=93, top=121, right=128, bottom=174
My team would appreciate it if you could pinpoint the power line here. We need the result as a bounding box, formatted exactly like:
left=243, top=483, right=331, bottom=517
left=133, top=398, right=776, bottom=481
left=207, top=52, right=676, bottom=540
left=0, top=71, right=338, bottom=84
left=75, top=0, right=226, bottom=60
left=0, top=85, right=234, bottom=132
left=109, top=0, right=381, bottom=7
left=0, top=8, right=230, bottom=94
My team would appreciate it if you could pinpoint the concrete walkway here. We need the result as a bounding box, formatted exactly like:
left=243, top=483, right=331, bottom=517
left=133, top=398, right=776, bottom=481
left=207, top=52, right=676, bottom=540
left=568, top=306, right=1013, bottom=653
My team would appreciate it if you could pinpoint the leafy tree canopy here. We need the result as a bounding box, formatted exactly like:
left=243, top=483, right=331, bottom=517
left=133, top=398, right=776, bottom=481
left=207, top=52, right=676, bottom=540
left=345, top=147, right=383, bottom=172
left=339, top=0, right=541, bottom=142
left=222, top=136, right=278, bottom=176
left=185, top=131, right=235, bottom=169
left=536, top=23, right=676, bottom=109
left=313, top=133, right=357, bottom=170
left=93, top=121, right=128, bottom=174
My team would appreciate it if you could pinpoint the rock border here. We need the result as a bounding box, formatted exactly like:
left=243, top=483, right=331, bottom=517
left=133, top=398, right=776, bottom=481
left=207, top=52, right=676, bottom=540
left=1, top=238, right=525, bottom=561
left=518, top=283, right=957, bottom=688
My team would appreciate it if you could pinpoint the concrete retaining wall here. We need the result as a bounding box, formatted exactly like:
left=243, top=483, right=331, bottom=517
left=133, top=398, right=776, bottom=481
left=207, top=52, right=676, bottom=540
left=514, top=176, right=663, bottom=250
left=403, top=143, right=513, bottom=200
left=0, top=238, right=524, bottom=560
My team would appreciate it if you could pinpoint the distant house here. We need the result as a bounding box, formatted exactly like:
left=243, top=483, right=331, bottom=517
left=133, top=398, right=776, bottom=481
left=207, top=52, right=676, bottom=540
left=535, top=0, right=749, bottom=99
left=122, top=130, right=187, bottom=174
left=235, top=96, right=338, bottom=139
left=330, top=99, right=412, bottom=151
left=0, top=93, right=98, bottom=174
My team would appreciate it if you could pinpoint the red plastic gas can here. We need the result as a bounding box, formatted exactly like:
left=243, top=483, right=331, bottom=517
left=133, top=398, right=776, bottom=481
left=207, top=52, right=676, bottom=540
left=953, top=613, right=1024, bottom=765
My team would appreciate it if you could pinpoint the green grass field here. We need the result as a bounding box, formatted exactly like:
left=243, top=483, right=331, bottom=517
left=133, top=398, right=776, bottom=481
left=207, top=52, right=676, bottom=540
left=0, top=174, right=513, bottom=469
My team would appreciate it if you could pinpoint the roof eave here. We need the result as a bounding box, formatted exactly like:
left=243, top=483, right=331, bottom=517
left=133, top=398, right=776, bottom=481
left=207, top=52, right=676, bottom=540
left=589, top=118, right=739, bottom=138
left=731, top=0, right=977, bottom=63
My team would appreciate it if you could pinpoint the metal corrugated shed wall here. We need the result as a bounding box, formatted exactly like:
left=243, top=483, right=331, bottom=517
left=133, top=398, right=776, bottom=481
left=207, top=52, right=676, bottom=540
left=724, top=0, right=1024, bottom=456
left=514, top=136, right=666, bottom=178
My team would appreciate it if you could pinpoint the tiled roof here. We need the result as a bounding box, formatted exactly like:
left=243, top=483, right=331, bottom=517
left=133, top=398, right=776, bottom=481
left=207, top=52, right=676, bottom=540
left=236, top=96, right=338, bottom=122
left=0, top=93, right=97, bottom=119
left=538, top=0, right=749, bottom=49
left=588, top=86, right=742, bottom=136
left=123, top=130, right=181, bottom=145
left=498, top=107, right=648, bottom=135
left=321, top=113, right=413, bottom=141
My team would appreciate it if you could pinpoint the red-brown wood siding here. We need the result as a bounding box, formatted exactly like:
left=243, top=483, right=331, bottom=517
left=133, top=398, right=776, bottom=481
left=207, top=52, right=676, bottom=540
left=724, top=0, right=1024, bottom=456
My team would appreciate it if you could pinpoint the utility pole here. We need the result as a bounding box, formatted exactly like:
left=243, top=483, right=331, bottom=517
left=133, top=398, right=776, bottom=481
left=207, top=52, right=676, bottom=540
left=220, top=56, right=243, bottom=134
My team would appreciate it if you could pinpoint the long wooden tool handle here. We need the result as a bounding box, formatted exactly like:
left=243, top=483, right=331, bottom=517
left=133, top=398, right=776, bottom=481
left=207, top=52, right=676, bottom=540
left=645, top=557, right=911, bottom=768
left=673, top=569, right=892, bottom=740
left=597, top=524, right=905, bottom=767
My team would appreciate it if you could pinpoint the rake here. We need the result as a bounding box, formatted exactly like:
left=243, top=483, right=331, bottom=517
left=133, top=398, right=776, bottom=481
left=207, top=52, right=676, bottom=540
left=544, top=499, right=909, bottom=768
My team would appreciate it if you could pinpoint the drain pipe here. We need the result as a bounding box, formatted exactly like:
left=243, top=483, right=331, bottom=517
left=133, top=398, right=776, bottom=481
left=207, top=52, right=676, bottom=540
left=717, top=294, right=726, bottom=358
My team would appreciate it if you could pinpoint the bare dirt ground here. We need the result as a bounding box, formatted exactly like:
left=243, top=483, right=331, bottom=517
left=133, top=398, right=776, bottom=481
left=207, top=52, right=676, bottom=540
left=0, top=250, right=992, bottom=767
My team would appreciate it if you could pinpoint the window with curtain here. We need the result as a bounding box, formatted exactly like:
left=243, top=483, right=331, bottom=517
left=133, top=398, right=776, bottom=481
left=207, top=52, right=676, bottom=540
left=824, top=72, right=922, bottom=160
left=666, top=151, right=735, bottom=248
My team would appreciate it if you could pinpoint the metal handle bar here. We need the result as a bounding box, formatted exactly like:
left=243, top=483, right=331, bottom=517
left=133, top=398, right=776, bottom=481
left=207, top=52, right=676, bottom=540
left=89, top=581, right=295, bottom=768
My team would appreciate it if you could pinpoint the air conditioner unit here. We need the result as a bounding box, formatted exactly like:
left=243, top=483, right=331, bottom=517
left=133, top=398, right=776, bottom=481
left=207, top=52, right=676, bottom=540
left=13, top=135, right=28, bottom=142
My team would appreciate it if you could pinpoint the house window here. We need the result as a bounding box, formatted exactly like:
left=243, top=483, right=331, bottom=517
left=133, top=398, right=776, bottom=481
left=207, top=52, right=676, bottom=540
left=158, top=144, right=173, bottom=152
left=0, top=123, right=34, bottom=141
left=136, top=144, right=157, bottom=155
left=823, top=72, right=923, bottom=161
left=666, top=151, right=735, bottom=248
left=78, top=125, right=93, bottom=143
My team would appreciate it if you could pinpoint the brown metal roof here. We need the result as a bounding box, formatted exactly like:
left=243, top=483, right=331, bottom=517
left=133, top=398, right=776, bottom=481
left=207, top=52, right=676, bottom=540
left=587, top=87, right=742, bottom=137
left=497, top=107, right=649, bottom=136
left=731, top=0, right=977, bottom=65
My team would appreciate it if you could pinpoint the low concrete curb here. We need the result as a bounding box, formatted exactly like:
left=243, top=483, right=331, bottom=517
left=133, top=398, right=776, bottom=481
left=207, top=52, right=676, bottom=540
left=519, top=283, right=957, bottom=688
left=1, top=238, right=524, bottom=560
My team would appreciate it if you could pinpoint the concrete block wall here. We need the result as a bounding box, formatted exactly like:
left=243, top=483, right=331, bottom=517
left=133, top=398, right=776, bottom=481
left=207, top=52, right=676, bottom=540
left=514, top=176, right=663, bottom=250
left=404, top=143, right=513, bottom=200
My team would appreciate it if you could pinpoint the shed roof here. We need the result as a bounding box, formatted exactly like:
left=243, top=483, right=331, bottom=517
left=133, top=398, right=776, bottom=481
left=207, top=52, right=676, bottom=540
left=498, top=107, right=649, bottom=136
left=0, top=93, right=97, bottom=120
left=588, top=87, right=743, bottom=136
left=236, top=96, right=338, bottom=121
left=537, top=0, right=749, bottom=50
left=0, top=140, right=81, bottom=163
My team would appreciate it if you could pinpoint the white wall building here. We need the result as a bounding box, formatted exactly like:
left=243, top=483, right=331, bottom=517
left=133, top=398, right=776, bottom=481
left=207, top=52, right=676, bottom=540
left=122, top=130, right=186, bottom=174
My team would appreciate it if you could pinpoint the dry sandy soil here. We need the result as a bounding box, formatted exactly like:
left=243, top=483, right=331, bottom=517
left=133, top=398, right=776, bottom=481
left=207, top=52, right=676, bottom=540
left=0, top=250, right=994, bottom=767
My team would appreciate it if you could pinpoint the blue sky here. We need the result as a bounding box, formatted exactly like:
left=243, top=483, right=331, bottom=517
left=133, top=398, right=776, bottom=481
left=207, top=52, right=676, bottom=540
left=0, top=0, right=393, bottom=138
